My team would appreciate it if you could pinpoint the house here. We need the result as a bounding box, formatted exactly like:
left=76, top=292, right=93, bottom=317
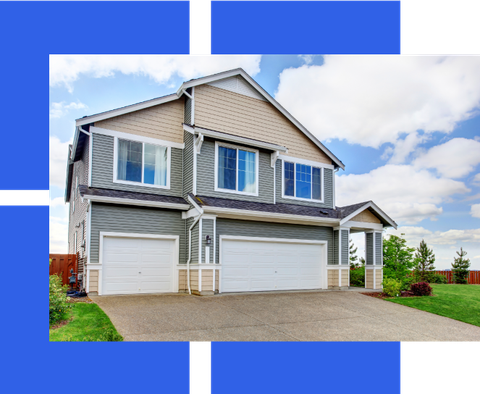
left=65, top=68, right=397, bottom=296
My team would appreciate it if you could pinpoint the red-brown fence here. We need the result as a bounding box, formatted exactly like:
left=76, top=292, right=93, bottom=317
left=435, top=270, right=480, bottom=284
left=49, top=254, right=77, bottom=286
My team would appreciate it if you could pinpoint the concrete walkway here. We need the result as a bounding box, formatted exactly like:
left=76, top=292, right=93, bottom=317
left=90, top=291, right=480, bottom=342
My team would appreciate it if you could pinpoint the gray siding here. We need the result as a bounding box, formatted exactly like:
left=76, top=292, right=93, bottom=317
left=183, top=131, right=194, bottom=199
left=333, top=230, right=339, bottom=265
left=89, top=203, right=186, bottom=264
left=275, top=161, right=334, bottom=209
left=201, top=218, right=214, bottom=263
left=184, top=96, right=192, bottom=124
left=375, top=232, right=383, bottom=265
left=366, top=233, right=374, bottom=265
left=341, top=229, right=349, bottom=265
left=91, top=133, right=183, bottom=197
left=186, top=217, right=199, bottom=265
left=216, top=219, right=334, bottom=265
left=196, top=138, right=274, bottom=204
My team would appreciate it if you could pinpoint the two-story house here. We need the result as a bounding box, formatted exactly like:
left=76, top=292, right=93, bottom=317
left=65, top=68, right=397, bottom=296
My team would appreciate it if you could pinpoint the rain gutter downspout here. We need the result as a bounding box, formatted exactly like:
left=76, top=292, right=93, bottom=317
left=186, top=195, right=204, bottom=295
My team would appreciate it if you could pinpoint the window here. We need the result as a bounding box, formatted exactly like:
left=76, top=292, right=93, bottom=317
left=116, top=138, right=169, bottom=188
left=283, top=161, right=323, bottom=201
left=216, top=143, right=258, bottom=195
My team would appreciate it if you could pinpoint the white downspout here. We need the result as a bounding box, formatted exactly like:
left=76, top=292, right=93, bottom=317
left=186, top=196, right=204, bottom=295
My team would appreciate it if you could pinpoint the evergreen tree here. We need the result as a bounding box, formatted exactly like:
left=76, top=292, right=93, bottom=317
left=414, top=239, right=436, bottom=282
left=451, top=247, right=470, bottom=284
left=383, top=234, right=415, bottom=282
left=349, top=239, right=360, bottom=268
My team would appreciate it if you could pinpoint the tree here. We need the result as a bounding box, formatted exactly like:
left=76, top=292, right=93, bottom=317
left=451, top=247, right=470, bottom=284
left=383, top=234, right=415, bottom=283
left=349, top=239, right=360, bottom=269
left=414, top=240, right=436, bottom=282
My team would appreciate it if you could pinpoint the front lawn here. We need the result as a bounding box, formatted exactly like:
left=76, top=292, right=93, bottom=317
left=50, top=302, right=123, bottom=342
left=386, top=284, right=480, bottom=327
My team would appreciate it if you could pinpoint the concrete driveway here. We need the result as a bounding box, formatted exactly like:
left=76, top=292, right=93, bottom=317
left=90, top=291, right=480, bottom=341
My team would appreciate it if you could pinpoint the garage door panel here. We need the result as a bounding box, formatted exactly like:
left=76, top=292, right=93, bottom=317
left=104, top=267, right=139, bottom=277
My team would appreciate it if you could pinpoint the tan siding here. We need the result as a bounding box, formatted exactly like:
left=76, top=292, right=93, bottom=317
left=178, top=270, right=187, bottom=291
left=328, top=269, right=339, bottom=288
left=375, top=269, right=383, bottom=290
left=88, top=270, right=99, bottom=293
left=201, top=270, right=214, bottom=292
left=94, top=99, right=184, bottom=144
left=190, top=270, right=199, bottom=292
left=341, top=269, right=349, bottom=287
left=215, top=270, right=219, bottom=292
left=195, top=85, right=333, bottom=163
left=365, top=270, right=374, bottom=289
left=350, top=209, right=381, bottom=224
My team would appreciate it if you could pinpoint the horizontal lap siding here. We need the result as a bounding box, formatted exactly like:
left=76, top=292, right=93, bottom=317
left=366, top=233, right=374, bottom=265
left=375, top=232, right=383, bottom=265
left=366, top=270, right=374, bottom=288
left=351, top=209, right=381, bottom=223
left=186, top=217, right=199, bottom=266
left=275, top=162, right=334, bottom=209
left=94, top=99, right=184, bottom=144
left=197, top=139, right=274, bottom=204
left=333, top=230, right=339, bottom=265
left=328, top=270, right=339, bottom=287
left=183, top=131, right=194, bottom=199
left=91, top=133, right=183, bottom=197
left=89, top=203, right=185, bottom=264
left=201, top=270, right=214, bottom=291
left=89, top=270, right=99, bottom=293
left=341, top=269, right=349, bottom=286
left=376, top=269, right=383, bottom=289
left=195, top=84, right=333, bottom=164
left=201, top=219, right=214, bottom=264
left=184, top=96, right=192, bottom=125
left=341, top=230, right=349, bottom=265
left=216, top=219, right=333, bottom=265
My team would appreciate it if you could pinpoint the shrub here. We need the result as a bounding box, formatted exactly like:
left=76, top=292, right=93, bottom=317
left=410, top=282, right=432, bottom=296
left=350, top=266, right=365, bottom=287
left=452, top=247, right=470, bottom=284
left=426, top=273, right=447, bottom=284
left=382, top=277, right=402, bottom=297
left=49, top=274, right=72, bottom=325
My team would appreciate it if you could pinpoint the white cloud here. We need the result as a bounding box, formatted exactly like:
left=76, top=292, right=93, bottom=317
left=298, top=55, right=313, bottom=65
left=275, top=56, right=480, bottom=153
left=50, top=216, right=68, bottom=253
left=50, top=55, right=262, bottom=92
left=473, top=173, right=480, bottom=185
left=387, top=132, right=429, bottom=164
left=50, top=101, right=87, bottom=119
left=414, top=138, right=480, bottom=178
left=389, top=226, right=480, bottom=246
left=336, top=164, right=469, bottom=224
left=471, top=204, right=480, bottom=219
left=50, top=136, right=72, bottom=189
left=50, top=196, right=65, bottom=208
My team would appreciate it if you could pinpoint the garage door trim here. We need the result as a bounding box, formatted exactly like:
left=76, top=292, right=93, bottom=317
left=219, top=235, right=328, bottom=293
left=98, top=231, right=179, bottom=295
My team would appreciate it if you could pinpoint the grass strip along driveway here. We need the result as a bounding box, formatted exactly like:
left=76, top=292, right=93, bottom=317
left=50, top=302, right=123, bottom=342
left=386, top=284, right=480, bottom=327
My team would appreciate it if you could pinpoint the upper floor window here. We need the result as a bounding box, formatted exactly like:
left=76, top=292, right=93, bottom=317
left=115, top=138, right=170, bottom=188
left=215, top=142, right=258, bottom=196
left=283, top=161, right=323, bottom=201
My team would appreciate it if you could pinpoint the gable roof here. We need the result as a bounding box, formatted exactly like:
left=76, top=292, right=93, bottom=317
left=74, top=68, right=344, bottom=170
left=338, top=201, right=397, bottom=229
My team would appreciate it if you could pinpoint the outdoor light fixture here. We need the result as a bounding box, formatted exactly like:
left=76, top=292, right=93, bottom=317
left=206, top=235, right=212, bottom=245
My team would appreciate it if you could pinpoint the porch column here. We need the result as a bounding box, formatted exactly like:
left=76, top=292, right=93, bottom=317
left=365, top=231, right=383, bottom=290
left=329, top=227, right=350, bottom=288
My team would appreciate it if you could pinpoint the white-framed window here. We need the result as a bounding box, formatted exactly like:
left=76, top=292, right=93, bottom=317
left=282, top=160, right=324, bottom=202
left=214, top=141, right=259, bottom=196
left=113, top=137, right=171, bottom=189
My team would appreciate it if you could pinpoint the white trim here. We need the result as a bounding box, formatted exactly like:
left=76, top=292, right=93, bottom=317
left=188, top=195, right=204, bottom=214
left=76, top=94, right=180, bottom=126
left=273, top=161, right=276, bottom=205
left=191, top=86, right=195, bottom=124
left=219, top=235, right=328, bottom=291
left=112, top=135, right=172, bottom=190
left=277, top=154, right=334, bottom=170
left=199, top=268, right=202, bottom=292
left=91, top=126, right=184, bottom=149
left=184, top=124, right=195, bottom=134
left=193, top=125, right=287, bottom=153
left=214, top=141, right=259, bottom=197
left=88, top=134, right=93, bottom=187
left=213, top=217, right=217, bottom=265
left=83, top=194, right=189, bottom=210
left=183, top=208, right=200, bottom=219
left=178, top=264, right=220, bottom=270
left=339, top=201, right=397, bottom=229
left=281, top=159, right=325, bottom=203
left=202, top=205, right=340, bottom=226
left=338, top=229, right=342, bottom=286
left=86, top=200, right=92, bottom=264
left=342, top=221, right=384, bottom=231
left=98, top=232, right=180, bottom=295
left=271, top=151, right=279, bottom=168
left=333, top=169, right=337, bottom=208
left=205, top=246, right=210, bottom=265
left=193, top=135, right=197, bottom=195
left=198, top=217, right=203, bottom=264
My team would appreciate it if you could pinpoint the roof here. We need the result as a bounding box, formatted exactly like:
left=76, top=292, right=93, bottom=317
left=337, top=201, right=397, bottom=229
left=337, top=201, right=371, bottom=219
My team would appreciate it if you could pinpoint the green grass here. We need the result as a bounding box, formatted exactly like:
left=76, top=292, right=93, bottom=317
left=386, top=284, right=480, bottom=327
left=49, top=302, right=123, bottom=342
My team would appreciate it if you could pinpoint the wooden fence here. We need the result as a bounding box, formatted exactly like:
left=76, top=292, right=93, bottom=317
left=49, top=254, right=77, bottom=286
left=435, top=270, right=480, bottom=284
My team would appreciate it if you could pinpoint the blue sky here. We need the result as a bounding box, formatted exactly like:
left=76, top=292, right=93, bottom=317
left=49, top=55, right=480, bottom=269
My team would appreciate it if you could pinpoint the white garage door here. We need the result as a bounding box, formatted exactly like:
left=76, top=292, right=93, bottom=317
left=102, top=236, right=176, bottom=295
left=221, top=238, right=324, bottom=293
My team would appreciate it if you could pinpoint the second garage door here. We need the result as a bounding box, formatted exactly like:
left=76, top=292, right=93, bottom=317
left=221, top=237, right=325, bottom=293
left=102, top=236, right=177, bottom=295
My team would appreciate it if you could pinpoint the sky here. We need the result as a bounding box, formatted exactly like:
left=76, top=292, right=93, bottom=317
left=49, top=55, right=480, bottom=269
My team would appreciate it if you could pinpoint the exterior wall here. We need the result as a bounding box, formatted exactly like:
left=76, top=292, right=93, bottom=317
left=350, top=209, right=381, bottom=223
left=183, top=131, right=194, bottom=199
left=194, top=84, right=334, bottom=164
left=341, top=229, right=349, bottom=265
left=333, top=230, right=339, bottom=265
left=375, top=269, right=383, bottom=289
left=201, top=270, right=214, bottom=292
left=215, top=218, right=334, bottom=265
left=187, top=217, right=199, bottom=266
left=179, top=269, right=187, bottom=292
left=275, top=162, right=334, bottom=209
left=365, top=269, right=374, bottom=289
left=366, top=233, right=374, bottom=265
left=185, top=95, right=192, bottom=124
left=178, top=269, right=218, bottom=293
left=89, top=203, right=186, bottom=264
left=94, top=98, right=184, bottom=144
left=341, top=269, right=349, bottom=287
left=190, top=270, right=199, bottom=292
left=208, top=76, right=267, bottom=101
left=196, top=138, right=274, bottom=204
left=201, top=218, right=214, bottom=264
left=215, top=270, right=219, bottom=292
left=91, top=133, right=183, bottom=197
left=328, top=269, right=339, bottom=288
left=68, top=136, right=89, bottom=267
left=375, top=232, right=383, bottom=265
left=88, top=270, right=99, bottom=294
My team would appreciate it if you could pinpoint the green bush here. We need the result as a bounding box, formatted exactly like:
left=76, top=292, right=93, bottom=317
left=427, top=272, right=447, bottom=284
left=382, top=277, right=402, bottom=297
left=350, top=266, right=365, bottom=287
left=49, top=274, right=72, bottom=325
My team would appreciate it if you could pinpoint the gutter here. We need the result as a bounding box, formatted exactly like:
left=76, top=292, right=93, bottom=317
left=186, top=195, right=204, bottom=294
